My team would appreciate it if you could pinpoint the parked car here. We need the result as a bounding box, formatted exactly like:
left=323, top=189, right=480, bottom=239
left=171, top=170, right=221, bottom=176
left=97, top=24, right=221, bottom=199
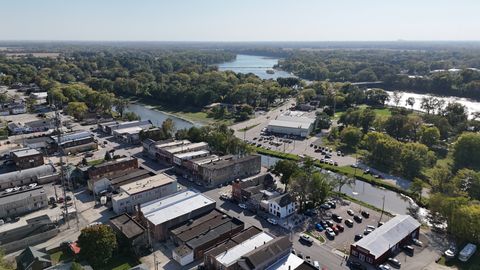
left=327, top=201, right=336, bottom=208
left=320, top=220, right=328, bottom=228
left=403, top=245, right=414, bottom=256
left=364, top=228, right=374, bottom=235
left=378, top=221, right=385, bottom=227
left=333, top=215, right=343, bottom=222
left=313, top=261, right=320, bottom=269
left=347, top=209, right=354, bottom=216
left=378, top=264, right=391, bottom=270
left=332, top=226, right=339, bottom=235
left=345, top=219, right=354, bottom=227
left=387, top=258, right=401, bottom=268
left=305, top=255, right=311, bottom=263
left=354, top=215, right=363, bottom=223
left=238, top=203, right=247, bottom=209
left=336, top=224, right=345, bottom=232
left=300, top=234, right=314, bottom=245
left=348, top=261, right=366, bottom=270
left=220, top=194, right=230, bottom=200
left=366, top=225, right=376, bottom=231
left=320, top=203, right=330, bottom=210
left=354, top=234, right=363, bottom=241
left=267, top=218, right=278, bottom=225
left=326, top=220, right=334, bottom=227
left=412, top=238, right=423, bottom=247
left=325, top=228, right=336, bottom=238
left=304, top=209, right=317, bottom=217
left=84, top=152, right=94, bottom=157
left=361, top=210, right=370, bottom=218
left=315, top=223, right=324, bottom=231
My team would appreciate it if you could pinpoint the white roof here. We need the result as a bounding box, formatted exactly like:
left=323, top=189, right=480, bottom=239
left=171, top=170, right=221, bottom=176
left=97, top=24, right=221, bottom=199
left=268, top=120, right=312, bottom=130
left=11, top=148, right=40, bottom=157
left=276, top=115, right=315, bottom=125
left=353, top=215, right=420, bottom=258
left=155, top=140, right=191, bottom=149
left=174, top=150, right=210, bottom=160
left=215, top=232, right=274, bottom=266
left=192, top=155, right=220, bottom=165
left=266, top=253, right=304, bottom=270
left=113, top=126, right=143, bottom=135
left=165, top=142, right=208, bottom=155
left=120, top=174, right=175, bottom=195
left=141, top=190, right=215, bottom=226
left=53, top=131, right=92, bottom=144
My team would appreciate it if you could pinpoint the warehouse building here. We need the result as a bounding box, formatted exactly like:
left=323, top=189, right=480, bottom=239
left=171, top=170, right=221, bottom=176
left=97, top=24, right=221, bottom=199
left=51, top=130, right=97, bottom=154
left=0, top=164, right=59, bottom=190
left=112, top=173, right=178, bottom=214
left=11, top=148, right=44, bottom=170
left=101, top=120, right=153, bottom=135
left=267, top=115, right=315, bottom=138
left=140, top=190, right=216, bottom=241
left=198, top=155, right=261, bottom=187
left=0, top=186, right=48, bottom=219
left=171, top=209, right=244, bottom=266
left=350, top=215, right=421, bottom=266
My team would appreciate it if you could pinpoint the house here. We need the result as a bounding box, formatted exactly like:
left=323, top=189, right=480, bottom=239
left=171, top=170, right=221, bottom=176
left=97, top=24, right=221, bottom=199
left=350, top=215, right=421, bottom=266
left=265, top=193, right=296, bottom=218
left=109, top=214, right=148, bottom=255
left=139, top=190, right=216, bottom=241
left=16, top=246, right=52, bottom=270
left=11, top=148, right=44, bottom=169
left=198, top=155, right=261, bottom=187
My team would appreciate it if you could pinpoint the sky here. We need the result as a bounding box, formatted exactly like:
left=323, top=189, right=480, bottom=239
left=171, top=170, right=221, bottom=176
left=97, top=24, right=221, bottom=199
left=0, top=0, right=479, bottom=41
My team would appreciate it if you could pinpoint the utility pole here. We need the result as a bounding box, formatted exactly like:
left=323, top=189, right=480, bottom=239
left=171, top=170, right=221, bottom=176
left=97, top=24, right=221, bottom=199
left=379, top=195, right=386, bottom=223
left=55, top=106, right=69, bottom=229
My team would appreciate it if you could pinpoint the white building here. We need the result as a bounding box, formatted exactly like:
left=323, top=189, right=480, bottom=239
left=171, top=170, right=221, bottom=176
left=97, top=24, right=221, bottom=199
left=267, top=114, right=315, bottom=138
left=173, top=150, right=210, bottom=166
left=264, top=193, right=296, bottom=218
left=112, top=173, right=178, bottom=214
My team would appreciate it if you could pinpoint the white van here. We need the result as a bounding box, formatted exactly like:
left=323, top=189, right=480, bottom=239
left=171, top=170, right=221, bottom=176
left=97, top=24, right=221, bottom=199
left=458, top=243, right=477, bottom=262
left=313, top=261, right=320, bottom=269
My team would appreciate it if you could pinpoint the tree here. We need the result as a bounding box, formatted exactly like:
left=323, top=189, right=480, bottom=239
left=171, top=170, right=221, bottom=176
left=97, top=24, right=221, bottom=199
left=333, top=175, right=355, bottom=193
left=290, top=171, right=310, bottom=211
left=114, top=98, right=129, bottom=117
left=123, top=111, right=140, bottom=121
left=420, top=97, right=435, bottom=114
left=392, top=91, right=403, bottom=107
left=65, top=102, right=88, bottom=120
left=340, top=126, right=363, bottom=150
left=410, top=178, right=424, bottom=200
left=405, top=97, right=416, bottom=110
left=78, top=225, right=117, bottom=267
left=400, top=142, right=430, bottom=179
left=309, top=172, right=333, bottom=207
left=452, top=169, right=480, bottom=200
left=71, top=262, right=84, bottom=270
left=384, top=114, right=408, bottom=140
left=443, top=102, right=468, bottom=128
left=0, top=249, right=14, bottom=270
left=161, top=118, right=175, bottom=138
left=271, top=160, right=299, bottom=193
left=453, top=132, right=480, bottom=171
left=419, top=126, right=440, bottom=147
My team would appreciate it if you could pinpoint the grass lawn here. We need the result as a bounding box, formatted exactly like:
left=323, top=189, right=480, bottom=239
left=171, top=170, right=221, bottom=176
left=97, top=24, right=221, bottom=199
left=97, top=255, right=140, bottom=270
left=437, top=255, right=480, bottom=270
left=87, top=158, right=104, bottom=166
left=49, top=250, right=72, bottom=264
left=334, top=105, right=392, bottom=120
left=305, top=231, right=326, bottom=243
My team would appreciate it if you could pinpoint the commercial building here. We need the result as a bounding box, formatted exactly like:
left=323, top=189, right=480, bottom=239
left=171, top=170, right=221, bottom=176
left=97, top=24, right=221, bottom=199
left=171, top=210, right=245, bottom=266
left=162, top=142, right=209, bottom=164
left=198, top=155, right=261, bottom=187
left=112, top=173, right=178, bottom=214
left=267, top=114, right=315, bottom=138
left=23, top=137, right=53, bottom=152
left=142, top=139, right=190, bottom=159
left=232, top=173, right=275, bottom=203
left=101, top=120, right=153, bottom=135
left=109, top=214, right=148, bottom=256
left=24, top=119, right=55, bottom=132
left=0, top=164, right=59, bottom=190
left=140, top=190, right=216, bottom=241
left=87, top=157, right=139, bottom=189
left=91, top=168, right=155, bottom=195
left=265, top=253, right=314, bottom=270
left=236, top=236, right=292, bottom=270
left=0, top=186, right=48, bottom=218
left=11, top=148, right=44, bottom=170
left=350, top=215, right=421, bottom=266
left=264, top=193, right=296, bottom=219
left=51, top=131, right=97, bottom=154
left=112, top=124, right=154, bottom=144
left=173, top=150, right=210, bottom=166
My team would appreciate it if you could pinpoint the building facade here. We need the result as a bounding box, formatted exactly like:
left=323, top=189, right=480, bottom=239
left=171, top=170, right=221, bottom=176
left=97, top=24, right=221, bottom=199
left=87, top=157, right=139, bottom=188
left=199, top=155, right=261, bottom=187
left=11, top=148, right=44, bottom=170
left=0, top=187, right=48, bottom=219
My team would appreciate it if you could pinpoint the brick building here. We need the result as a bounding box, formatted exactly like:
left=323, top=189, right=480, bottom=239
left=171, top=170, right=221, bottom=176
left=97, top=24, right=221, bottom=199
left=198, top=155, right=261, bottom=187
left=11, top=148, right=44, bottom=170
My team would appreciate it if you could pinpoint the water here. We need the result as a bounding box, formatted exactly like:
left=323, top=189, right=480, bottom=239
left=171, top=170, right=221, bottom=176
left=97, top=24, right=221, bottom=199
left=217, top=54, right=296, bottom=80
left=124, top=103, right=197, bottom=131
left=386, top=90, right=480, bottom=118
left=259, top=154, right=411, bottom=215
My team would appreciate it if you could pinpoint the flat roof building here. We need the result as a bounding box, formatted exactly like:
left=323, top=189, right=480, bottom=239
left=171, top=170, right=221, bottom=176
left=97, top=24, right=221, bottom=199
left=140, top=190, right=216, bottom=241
left=87, top=157, right=138, bottom=187
left=350, top=215, right=420, bottom=266
left=199, top=155, right=261, bottom=187
left=11, top=148, right=44, bottom=170
left=109, top=214, right=147, bottom=255
left=173, top=150, right=210, bottom=166
left=267, top=114, right=315, bottom=138
left=0, top=164, right=59, bottom=191
left=112, top=173, right=178, bottom=214
left=0, top=187, right=48, bottom=219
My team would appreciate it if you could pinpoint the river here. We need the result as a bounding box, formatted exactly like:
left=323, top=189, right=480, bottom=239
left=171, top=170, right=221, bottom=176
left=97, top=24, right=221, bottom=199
left=386, top=90, right=480, bottom=118
left=217, top=54, right=296, bottom=80
left=260, top=154, right=413, bottom=215
left=124, top=103, right=197, bottom=131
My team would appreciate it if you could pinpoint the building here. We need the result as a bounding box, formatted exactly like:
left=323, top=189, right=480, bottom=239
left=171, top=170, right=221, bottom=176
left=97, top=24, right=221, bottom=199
left=232, top=173, right=275, bottom=203
left=161, top=142, right=209, bottom=163
left=87, top=157, right=139, bottom=189
left=112, top=173, right=178, bottom=214
left=102, top=120, right=153, bottom=135
left=265, top=253, right=314, bottom=270
left=236, top=236, right=292, bottom=270
left=350, top=215, right=421, bottom=266
left=199, top=155, right=261, bottom=187
left=173, top=150, right=210, bottom=166
left=51, top=131, right=97, bottom=154
left=264, top=193, right=296, bottom=219
left=0, top=164, right=59, bottom=190
left=23, top=137, right=53, bottom=151
left=171, top=210, right=245, bottom=266
left=205, top=229, right=275, bottom=270
left=16, top=246, right=52, bottom=270
left=109, top=214, right=148, bottom=255
left=30, top=92, right=48, bottom=101
left=112, top=124, right=153, bottom=144
left=91, top=168, right=155, bottom=195
left=11, top=148, right=44, bottom=170
left=10, top=104, right=27, bottom=114
left=24, top=119, right=55, bottom=132
left=267, top=115, right=315, bottom=138
left=0, top=215, right=59, bottom=253
left=0, top=186, right=48, bottom=218
left=139, top=190, right=216, bottom=241
left=8, top=122, right=26, bottom=134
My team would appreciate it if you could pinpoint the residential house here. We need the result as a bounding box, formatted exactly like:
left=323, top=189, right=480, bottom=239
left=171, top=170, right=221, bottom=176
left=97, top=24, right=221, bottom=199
left=109, top=214, right=148, bottom=255
left=16, top=246, right=52, bottom=270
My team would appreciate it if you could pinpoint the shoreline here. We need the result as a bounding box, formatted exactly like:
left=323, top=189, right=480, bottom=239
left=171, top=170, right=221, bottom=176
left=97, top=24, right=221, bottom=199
left=128, top=100, right=201, bottom=126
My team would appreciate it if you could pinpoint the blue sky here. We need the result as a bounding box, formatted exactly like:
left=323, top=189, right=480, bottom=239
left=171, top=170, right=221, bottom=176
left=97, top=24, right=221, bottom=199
left=0, top=0, right=479, bottom=41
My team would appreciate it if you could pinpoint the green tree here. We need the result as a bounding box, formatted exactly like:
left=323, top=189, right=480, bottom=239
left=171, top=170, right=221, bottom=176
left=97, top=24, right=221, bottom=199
left=114, top=98, right=129, bottom=117
left=271, top=160, right=299, bottom=193
left=340, top=126, right=363, bottom=150
left=452, top=169, right=480, bottom=200
left=123, top=111, right=140, bottom=121
left=453, top=132, right=480, bottom=171
left=400, top=142, right=431, bottom=179
left=78, top=225, right=118, bottom=267
left=419, top=126, right=440, bottom=147
left=405, top=97, right=416, bottom=109
left=0, top=249, right=14, bottom=270
left=65, top=102, right=88, bottom=120
left=409, top=178, right=424, bottom=200
left=309, top=172, right=333, bottom=207
left=71, top=262, right=83, bottom=270
left=161, top=118, right=176, bottom=138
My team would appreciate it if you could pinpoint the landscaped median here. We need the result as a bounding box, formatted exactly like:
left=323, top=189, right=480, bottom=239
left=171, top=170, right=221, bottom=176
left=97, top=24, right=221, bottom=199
left=305, top=230, right=326, bottom=244
left=253, top=146, right=424, bottom=206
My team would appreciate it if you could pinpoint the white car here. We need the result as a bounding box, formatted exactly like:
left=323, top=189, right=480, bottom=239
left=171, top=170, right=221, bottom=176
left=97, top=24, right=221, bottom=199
left=267, top=218, right=277, bottom=225
left=325, top=227, right=336, bottom=238
left=413, top=238, right=423, bottom=246
left=378, top=264, right=390, bottom=270
left=300, top=234, right=314, bottom=244
left=238, top=203, right=247, bottom=209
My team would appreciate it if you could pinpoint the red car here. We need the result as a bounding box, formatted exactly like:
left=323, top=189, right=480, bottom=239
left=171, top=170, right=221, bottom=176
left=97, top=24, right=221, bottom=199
left=332, top=226, right=339, bottom=235
left=336, top=224, right=345, bottom=232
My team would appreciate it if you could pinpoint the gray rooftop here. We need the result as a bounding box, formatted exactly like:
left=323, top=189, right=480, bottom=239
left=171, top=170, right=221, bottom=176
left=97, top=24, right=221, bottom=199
left=0, top=186, right=46, bottom=205
left=11, top=148, right=41, bottom=158
left=353, top=215, right=421, bottom=259
left=0, top=164, right=57, bottom=184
